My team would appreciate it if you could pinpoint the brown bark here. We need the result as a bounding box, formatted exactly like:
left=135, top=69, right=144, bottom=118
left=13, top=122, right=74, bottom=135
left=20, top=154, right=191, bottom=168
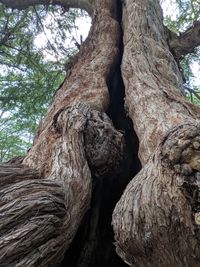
left=0, top=0, right=125, bottom=266
left=23, top=0, right=120, bottom=176
left=113, top=123, right=200, bottom=266
left=0, top=103, right=124, bottom=266
left=1, top=0, right=200, bottom=266
left=120, top=0, right=200, bottom=165
left=0, top=165, right=67, bottom=267
left=0, top=0, right=94, bottom=15
left=169, top=20, right=200, bottom=60
left=112, top=0, right=200, bottom=266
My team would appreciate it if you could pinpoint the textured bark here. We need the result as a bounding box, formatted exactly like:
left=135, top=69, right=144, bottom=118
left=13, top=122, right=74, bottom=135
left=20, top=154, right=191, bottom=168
left=1, top=0, right=200, bottom=266
left=113, top=123, right=200, bottom=266
left=0, top=164, right=67, bottom=267
left=59, top=64, right=141, bottom=267
left=23, top=0, right=120, bottom=176
left=0, top=103, right=123, bottom=266
left=0, top=0, right=125, bottom=266
left=120, top=0, right=200, bottom=165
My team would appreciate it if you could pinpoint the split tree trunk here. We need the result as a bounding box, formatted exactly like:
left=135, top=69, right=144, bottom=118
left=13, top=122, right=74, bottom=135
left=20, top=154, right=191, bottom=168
left=0, top=0, right=200, bottom=266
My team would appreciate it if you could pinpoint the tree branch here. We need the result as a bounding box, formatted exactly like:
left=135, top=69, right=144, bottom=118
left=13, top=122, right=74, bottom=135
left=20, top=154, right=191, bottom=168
left=0, top=0, right=94, bottom=16
left=184, top=85, right=200, bottom=101
left=168, top=21, right=200, bottom=60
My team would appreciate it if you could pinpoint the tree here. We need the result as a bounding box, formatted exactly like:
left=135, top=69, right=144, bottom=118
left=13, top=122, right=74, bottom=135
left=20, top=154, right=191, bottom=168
left=0, top=0, right=200, bottom=266
left=0, top=3, right=86, bottom=161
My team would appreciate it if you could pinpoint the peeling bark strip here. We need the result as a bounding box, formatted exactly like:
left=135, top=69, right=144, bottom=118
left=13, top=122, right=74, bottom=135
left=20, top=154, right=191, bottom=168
left=0, top=103, right=124, bottom=266
left=113, top=123, right=200, bottom=267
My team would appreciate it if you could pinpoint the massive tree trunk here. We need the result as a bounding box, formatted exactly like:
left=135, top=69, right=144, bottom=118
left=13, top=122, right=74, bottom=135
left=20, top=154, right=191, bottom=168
left=1, top=0, right=200, bottom=266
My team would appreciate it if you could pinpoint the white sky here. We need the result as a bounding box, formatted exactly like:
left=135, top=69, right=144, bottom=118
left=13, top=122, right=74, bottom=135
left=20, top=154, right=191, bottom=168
left=190, top=61, right=200, bottom=86
left=34, top=15, right=91, bottom=47
left=34, top=14, right=91, bottom=61
left=161, top=0, right=178, bottom=20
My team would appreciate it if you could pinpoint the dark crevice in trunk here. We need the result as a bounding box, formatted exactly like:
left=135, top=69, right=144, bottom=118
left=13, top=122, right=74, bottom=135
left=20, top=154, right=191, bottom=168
left=59, top=1, right=141, bottom=266
left=59, top=67, right=141, bottom=267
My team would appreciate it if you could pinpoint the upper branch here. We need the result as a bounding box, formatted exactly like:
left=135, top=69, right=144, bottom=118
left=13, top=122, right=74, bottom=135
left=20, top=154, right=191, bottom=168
left=168, top=20, right=200, bottom=60
left=0, top=0, right=94, bottom=16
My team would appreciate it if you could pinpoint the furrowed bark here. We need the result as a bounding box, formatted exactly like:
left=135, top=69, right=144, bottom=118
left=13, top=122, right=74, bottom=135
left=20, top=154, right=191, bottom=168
left=0, top=0, right=123, bottom=266
left=169, top=20, right=200, bottom=60
left=1, top=0, right=200, bottom=266
left=120, top=0, right=200, bottom=165
left=24, top=0, right=120, bottom=176
left=112, top=0, right=200, bottom=266
left=113, top=123, right=200, bottom=266
left=0, top=180, right=67, bottom=266
left=0, top=164, right=67, bottom=266
left=0, top=103, right=124, bottom=266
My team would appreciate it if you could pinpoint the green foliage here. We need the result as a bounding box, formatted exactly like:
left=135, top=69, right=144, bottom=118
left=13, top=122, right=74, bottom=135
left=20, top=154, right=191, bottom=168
left=0, top=3, right=89, bottom=161
left=162, top=0, right=200, bottom=106
left=0, top=118, right=31, bottom=161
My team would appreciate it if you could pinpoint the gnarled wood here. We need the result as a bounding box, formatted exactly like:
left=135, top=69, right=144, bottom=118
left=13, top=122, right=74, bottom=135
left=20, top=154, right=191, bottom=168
left=1, top=0, right=200, bottom=266
left=112, top=0, right=200, bottom=266
left=0, top=103, right=124, bottom=266
left=0, top=0, right=123, bottom=265
left=0, top=164, right=67, bottom=266
left=113, top=123, right=200, bottom=266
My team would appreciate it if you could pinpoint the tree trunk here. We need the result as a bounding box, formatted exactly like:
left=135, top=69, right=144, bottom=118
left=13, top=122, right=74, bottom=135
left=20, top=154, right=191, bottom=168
left=0, top=0, right=200, bottom=266
left=112, top=0, right=200, bottom=266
